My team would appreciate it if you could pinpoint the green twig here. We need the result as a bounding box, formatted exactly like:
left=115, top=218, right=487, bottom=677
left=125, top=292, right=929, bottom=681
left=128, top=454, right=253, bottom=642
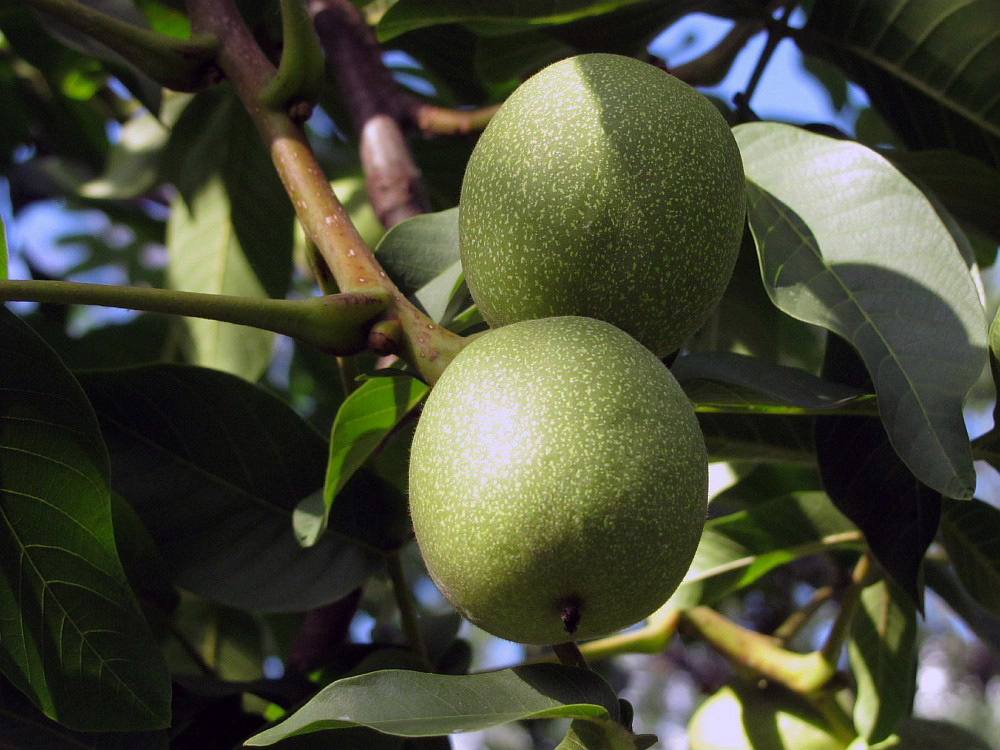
left=185, top=0, right=466, bottom=384
left=772, top=585, right=835, bottom=643
left=682, top=606, right=837, bottom=694
left=0, top=279, right=388, bottom=354
left=385, top=551, right=431, bottom=669
left=25, top=0, right=219, bottom=91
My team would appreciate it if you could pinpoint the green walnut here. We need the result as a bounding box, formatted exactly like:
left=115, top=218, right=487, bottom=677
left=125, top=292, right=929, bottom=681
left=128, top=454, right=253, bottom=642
left=408, top=316, right=707, bottom=645
left=688, top=682, right=849, bottom=750
left=459, top=53, right=746, bottom=358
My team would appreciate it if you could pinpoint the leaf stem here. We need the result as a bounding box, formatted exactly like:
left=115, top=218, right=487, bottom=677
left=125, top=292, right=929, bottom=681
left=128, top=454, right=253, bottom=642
left=384, top=550, right=431, bottom=669
left=25, top=0, right=219, bottom=91
left=0, top=279, right=388, bottom=354
left=186, top=0, right=466, bottom=383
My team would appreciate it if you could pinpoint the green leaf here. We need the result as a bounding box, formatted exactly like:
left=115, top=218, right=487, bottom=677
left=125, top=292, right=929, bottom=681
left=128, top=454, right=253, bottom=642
left=163, top=88, right=294, bottom=380
left=297, top=375, right=428, bottom=547
left=815, top=335, right=941, bottom=607
left=848, top=577, right=918, bottom=743
left=674, top=352, right=871, bottom=415
left=697, top=412, right=817, bottom=464
left=0, top=675, right=168, bottom=749
left=885, top=149, right=1000, bottom=247
left=671, top=492, right=861, bottom=608
left=0, top=308, right=171, bottom=731
left=939, top=497, right=1000, bottom=616
left=373, top=207, right=466, bottom=322
left=246, top=665, right=620, bottom=744
left=804, top=0, right=1000, bottom=169
left=78, top=364, right=380, bottom=612
left=736, top=122, right=987, bottom=500
left=556, top=718, right=638, bottom=750
left=376, top=0, right=651, bottom=41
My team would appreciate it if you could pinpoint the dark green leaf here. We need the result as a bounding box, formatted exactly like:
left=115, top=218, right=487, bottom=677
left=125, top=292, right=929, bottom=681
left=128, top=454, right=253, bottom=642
left=0, top=676, right=168, bottom=750
left=697, top=412, right=817, bottom=463
left=671, top=492, right=860, bottom=608
left=110, top=492, right=178, bottom=614
left=0, top=308, right=171, bottom=731
left=848, top=577, right=917, bottom=743
left=674, top=351, right=870, bottom=414
left=885, top=149, right=1000, bottom=248
left=0, top=212, right=6, bottom=279
left=815, top=335, right=941, bottom=607
left=376, top=0, right=652, bottom=41
left=939, top=497, right=1000, bottom=616
left=737, top=122, right=987, bottom=500
left=804, top=0, right=1000, bottom=168
left=78, top=364, right=379, bottom=612
left=246, top=665, right=620, bottom=744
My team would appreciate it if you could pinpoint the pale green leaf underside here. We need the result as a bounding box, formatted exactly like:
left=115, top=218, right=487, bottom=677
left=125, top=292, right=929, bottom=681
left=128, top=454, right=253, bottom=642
left=166, top=176, right=273, bottom=380
left=0, top=308, right=170, bottom=731
left=246, top=665, right=619, bottom=744
left=736, top=122, right=986, bottom=499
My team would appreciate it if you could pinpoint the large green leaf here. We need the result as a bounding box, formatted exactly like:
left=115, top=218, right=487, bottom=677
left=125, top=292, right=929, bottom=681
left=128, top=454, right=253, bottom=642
left=804, top=0, right=1000, bottom=169
left=0, top=308, right=171, bottom=731
left=78, top=364, right=379, bottom=612
left=939, top=497, right=1000, bottom=616
left=376, top=0, right=653, bottom=41
left=848, top=577, right=917, bottom=743
left=246, top=665, right=620, bottom=744
left=670, top=492, right=861, bottom=608
left=736, top=122, right=987, bottom=500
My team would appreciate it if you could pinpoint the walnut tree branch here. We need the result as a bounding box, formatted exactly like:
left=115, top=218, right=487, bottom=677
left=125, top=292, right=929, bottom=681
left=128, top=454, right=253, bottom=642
left=185, top=0, right=464, bottom=383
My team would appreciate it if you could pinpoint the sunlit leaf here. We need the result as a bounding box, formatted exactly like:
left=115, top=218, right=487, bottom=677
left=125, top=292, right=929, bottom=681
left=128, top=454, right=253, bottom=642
left=0, top=308, right=171, bottom=731
left=296, top=375, right=427, bottom=547
left=246, top=665, right=619, bottom=744
left=737, top=122, right=987, bottom=499
left=849, top=577, right=917, bottom=743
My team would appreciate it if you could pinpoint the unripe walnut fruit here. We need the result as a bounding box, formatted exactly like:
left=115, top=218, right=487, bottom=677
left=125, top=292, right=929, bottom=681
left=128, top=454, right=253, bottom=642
left=459, top=53, right=746, bottom=357
left=408, top=316, right=707, bottom=645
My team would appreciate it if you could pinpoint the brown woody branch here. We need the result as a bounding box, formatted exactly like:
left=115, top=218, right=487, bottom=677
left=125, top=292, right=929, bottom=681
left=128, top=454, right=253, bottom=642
left=307, top=0, right=496, bottom=229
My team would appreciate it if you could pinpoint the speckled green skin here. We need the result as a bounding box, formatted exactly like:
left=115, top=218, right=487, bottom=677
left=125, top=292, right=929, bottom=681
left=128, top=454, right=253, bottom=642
left=408, top=316, right=707, bottom=645
left=688, top=683, right=848, bottom=750
left=459, top=53, right=746, bottom=358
